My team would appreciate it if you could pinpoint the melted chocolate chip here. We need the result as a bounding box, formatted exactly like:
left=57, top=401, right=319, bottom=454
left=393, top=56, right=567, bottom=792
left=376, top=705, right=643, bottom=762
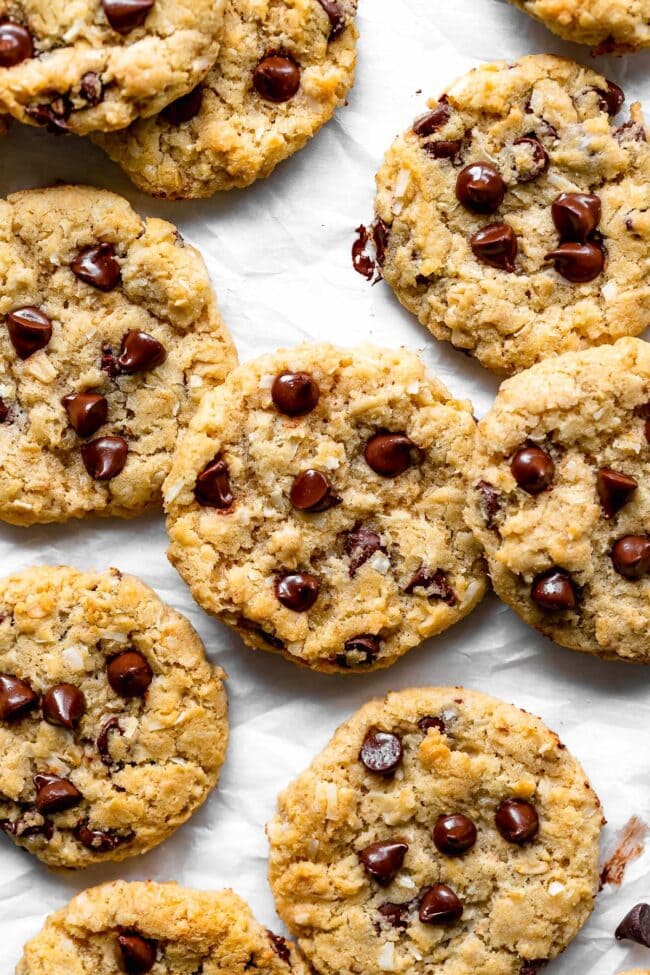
left=531, top=569, right=577, bottom=611
left=97, top=716, right=124, bottom=766
left=107, top=651, right=152, bottom=698
left=0, top=21, right=34, bottom=67
left=365, top=432, right=419, bottom=476
left=0, top=398, right=10, bottom=423
left=338, top=634, right=381, bottom=668
left=71, top=243, right=121, bottom=291
left=377, top=901, right=412, bottom=929
left=596, top=468, right=637, bottom=518
left=412, top=104, right=450, bottom=137
left=74, top=820, right=132, bottom=852
left=476, top=480, right=501, bottom=529
left=272, top=371, right=320, bottom=416
left=611, top=535, right=650, bottom=579
left=359, top=840, right=408, bottom=885
left=267, top=931, right=291, bottom=964
left=513, top=137, right=549, bottom=182
left=62, top=392, right=108, bottom=438
left=79, top=72, right=103, bottom=105
left=275, top=573, right=319, bottom=611
left=315, top=0, right=346, bottom=38
left=33, top=773, right=82, bottom=815
left=41, top=683, right=85, bottom=729
left=615, top=120, right=647, bottom=144
left=101, top=345, right=119, bottom=378
left=162, top=85, right=204, bottom=125
left=7, top=307, right=52, bottom=359
left=418, top=884, right=463, bottom=925
left=290, top=469, right=340, bottom=512
left=117, top=932, right=157, bottom=974
left=25, top=100, right=71, bottom=134
left=595, top=80, right=625, bottom=116
left=359, top=727, right=403, bottom=776
left=418, top=715, right=445, bottom=733
left=345, top=525, right=383, bottom=576
left=352, top=224, right=375, bottom=280
left=194, top=455, right=234, bottom=509
left=615, top=903, right=650, bottom=947
left=495, top=798, right=539, bottom=844
left=0, top=673, right=39, bottom=722
left=456, top=162, right=505, bottom=214
left=433, top=813, right=477, bottom=855
left=117, top=330, right=166, bottom=373
left=404, top=567, right=457, bottom=606
left=102, top=0, right=155, bottom=34
left=253, top=55, right=301, bottom=102
left=373, top=218, right=389, bottom=268
left=511, top=444, right=555, bottom=494
left=551, top=193, right=601, bottom=242
left=81, top=436, right=128, bottom=480
left=470, top=223, right=517, bottom=271
left=0, top=814, right=53, bottom=840
left=545, top=241, right=605, bottom=283
left=424, top=140, right=462, bottom=160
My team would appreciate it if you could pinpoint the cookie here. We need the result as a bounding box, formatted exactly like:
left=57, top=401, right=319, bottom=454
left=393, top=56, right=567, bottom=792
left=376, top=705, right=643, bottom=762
left=0, top=184, right=236, bottom=526
left=268, top=687, right=603, bottom=975
left=506, top=0, right=650, bottom=52
left=0, top=565, right=228, bottom=869
left=93, top=0, right=358, bottom=197
left=465, top=337, right=650, bottom=663
left=17, top=880, right=308, bottom=974
left=0, top=0, right=224, bottom=135
left=164, top=344, right=486, bottom=673
left=374, top=54, right=650, bottom=375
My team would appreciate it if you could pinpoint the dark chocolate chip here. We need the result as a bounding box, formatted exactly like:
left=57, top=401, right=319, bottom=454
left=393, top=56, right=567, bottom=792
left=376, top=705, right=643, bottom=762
left=596, top=468, right=637, bottom=518
left=7, top=307, right=52, bottom=359
left=162, top=85, right=204, bottom=125
left=290, top=469, right=340, bottom=512
left=470, top=223, right=517, bottom=271
left=0, top=815, right=53, bottom=840
left=0, top=673, right=39, bottom=722
left=194, top=455, right=234, bottom=509
left=360, top=840, right=408, bottom=885
left=418, top=715, right=445, bottom=733
left=615, top=903, right=650, bottom=947
left=404, top=567, right=457, bottom=606
left=71, top=243, right=121, bottom=291
left=345, top=525, right=383, bottom=576
left=41, top=683, right=85, bottom=729
left=0, top=398, right=10, bottom=423
left=117, top=932, right=157, bottom=974
left=0, top=21, right=34, bottom=67
left=338, top=634, right=381, bottom=668
left=377, top=901, right=412, bottom=929
left=424, top=139, right=462, bottom=160
left=81, top=436, right=128, bottom=480
left=510, top=444, right=555, bottom=494
left=74, top=820, right=132, bottom=852
left=476, top=480, right=501, bottom=528
left=531, top=570, right=577, bottom=611
left=107, top=651, right=152, bottom=698
left=359, top=727, right=403, bottom=776
left=79, top=72, right=104, bottom=105
left=97, top=716, right=124, bottom=766
left=272, top=371, right=320, bottom=416
left=315, top=0, right=346, bottom=38
left=456, top=162, right=505, bottom=214
left=611, top=535, right=650, bottom=579
left=513, top=136, right=549, bottom=182
left=352, top=224, right=375, bottom=280
left=495, top=798, right=539, bottom=844
left=25, top=100, right=71, bottom=134
left=117, top=329, right=166, bottom=373
left=267, top=931, right=291, bottom=964
left=594, top=80, right=625, bottom=116
left=418, top=884, right=463, bottom=925
left=373, top=218, right=389, bottom=267
left=433, top=813, right=477, bottom=855
left=102, top=0, right=155, bottom=34
left=365, top=432, right=419, bottom=476
left=253, top=55, right=300, bottom=103
left=62, top=392, right=108, bottom=438
left=275, top=572, right=319, bottom=611
left=545, top=242, right=605, bottom=283
left=33, top=773, right=83, bottom=814
left=615, top=120, right=647, bottom=144
left=551, top=193, right=601, bottom=242
left=412, top=104, right=450, bottom=137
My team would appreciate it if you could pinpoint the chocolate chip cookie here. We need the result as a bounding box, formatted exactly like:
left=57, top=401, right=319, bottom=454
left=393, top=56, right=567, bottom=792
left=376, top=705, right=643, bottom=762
left=0, top=565, right=228, bottom=869
left=506, top=0, right=650, bottom=52
left=93, top=0, right=357, bottom=197
left=465, top=337, right=650, bottom=662
left=268, top=686, right=603, bottom=975
left=0, top=0, right=224, bottom=134
left=0, top=184, right=236, bottom=526
left=374, top=54, right=650, bottom=375
left=164, top=345, right=486, bottom=673
left=17, top=880, right=308, bottom=974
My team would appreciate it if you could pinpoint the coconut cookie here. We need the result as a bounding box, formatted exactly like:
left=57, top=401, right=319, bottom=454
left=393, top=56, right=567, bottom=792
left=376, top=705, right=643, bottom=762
left=93, top=0, right=358, bottom=197
left=268, top=687, right=603, bottom=975
left=465, top=337, right=650, bottom=662
left=0, top=0, right=224, bottom=135
left=506, top=0, right=650, bottom=52
left=0, top=185, right=236, bottom=526
left=374, top=55, right=650, bottom=375
left=0, top=566, right=228, bottom=869
left=17, top=881, right=308, bottom=974
left=164, top=345, right=486, bottom=673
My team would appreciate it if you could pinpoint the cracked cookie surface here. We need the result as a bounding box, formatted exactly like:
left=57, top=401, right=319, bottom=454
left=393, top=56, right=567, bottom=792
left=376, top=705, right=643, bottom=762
left=506, top=0, right=650, bottom=51
left=0, top=0, right=224, bottom=134
left=0, top=184, right=236, bottom=526
left=374, top=55, right=650, bottom=375
left=17, top=880, right=308, bottom=974
left=93, top=0, right=357, bottom=197
left=466, top=337, right=650, bottom=663
left=0, top=566, right=228, bottom=869
left=268, top=686, right=602, bottom=975
left=164, top=344, right=486, bottom=674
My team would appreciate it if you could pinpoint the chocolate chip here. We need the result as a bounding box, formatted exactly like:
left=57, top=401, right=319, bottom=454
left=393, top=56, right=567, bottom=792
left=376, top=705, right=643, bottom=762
left=33, top=773, right=83, bottom=815
left=352, top=224, right=375, bottom=280
left=0, top=398, right=10, bottom=423
left=74, top=820, right=132, bottom=852
left=476, top=480, right=501, bottom=529
left=117, top=330, right=166, bottom=373
left=97, top=716, right=124, bottom=766
left=511, top=444, right=555, bottom=494
left=107, top=651, right=152, bottom=698
left=41, top=684, right=85, bottom=729
left=359, top=727, right=403, bottom=776
left=0, top=21, right=33, bottom=66
left=513, top=137, right=549, bottom=182
left=79, top=72, right=103, bottom=105
left=0, top=674, right=39, bottom=722
left=290, top=469, right=340, bottom=512
left=339, top=634, right=381, bottom=667
left=7, top=307, right=52, bottom=359
left=377, top=901, right=412, bottom=929
left=62, top=392, right=108, bottom=438
left=267, top=931, right=291, bottom=964
left=412, top=104, right=450, bottom=137
left=373, top=218, right=389, bottom=268
left=71, top=243, right=121, bottom=291
left=495, top=798, right=539, bottom=844
left=615, top=120, right=647, bottom=144
left=545, top=241, right=605, bottom=283
left=530, top=569, right=577, bottom=611
left=315, top=0, right=346, bottom=38
left=272, top=371, right=320, bottom=416
left=433, top=813, right=477, bottom=855
left=615, top=903, right=650, bottom=947
left=345, top=526, right=383, bottom=576
left=359, top=840, right=408, bottom=885
left=162, top=85, right=204, bottom=125
left=595, top=80, right=625, bottom=116
left=253, top=55, right=301, bottom=103
left=418, top=715, right=445, bottom=733
left=117, top=932, right=157, bottom=974
left=552, top=193, right=601, bottom=242
left=418, top=884, right=463, bottom=925
left=611, top=535, right=650, bottom=579
left=275, top=572, right=319, bottom=611
left=404, top=567, right=457, bottom=606
left=365, top=433, right=419, bottom=476
left=424, top=140, right=462, bottom=160
left=456, top=162, right=505, bottom=214
left=25, top=98, right=71, bottom=134
left=102, top=0, right=155, bottom=33
left=194, top=455, right=234, bottom=509
left=470, top=223, right=517, bottom=272
left=596, top=468, right=637, bottom=518
left=1, top=814, right=53, bottom=840
left=81, top=436, right=128, bottom=480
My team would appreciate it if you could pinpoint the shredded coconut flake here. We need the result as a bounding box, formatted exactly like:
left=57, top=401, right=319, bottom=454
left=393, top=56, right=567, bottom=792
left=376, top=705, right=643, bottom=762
left=369, top=552, right=391, bottom=574
left=378, top=942, right=395, bottom=971
left=165, top=480, right=185, bottom=503
left=101, top=630, right=128, bottom=643
left=61, top=645, right=86, bottom=671
left=548, top=881, right=565, bottom=896
left=260, top=374, right=275, bottom=389
left=394, top=168, right=410, bottom=198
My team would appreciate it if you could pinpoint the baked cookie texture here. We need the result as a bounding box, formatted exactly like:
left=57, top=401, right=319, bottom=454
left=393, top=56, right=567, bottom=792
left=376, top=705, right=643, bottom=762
left=268, top=687, right=603, bottom=975
left=466, top=337, right=650, bottom=662
left=375, top=54, right=650, bottom=375
left=17, top=881, right=308, bottom=974
left=0, top=566, right=228, bottom=869
left=0, top=185, right=236, bottom=526
left=0, top=0, right=224, bottom=135
left=506, top=0, right=650, bottom=51
left=93, top=0, right=358, bottom=197
left=164, top=345, right=486, bottom=673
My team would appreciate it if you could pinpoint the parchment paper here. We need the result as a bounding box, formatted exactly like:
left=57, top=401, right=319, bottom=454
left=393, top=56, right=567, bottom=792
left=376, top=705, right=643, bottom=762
left=1, top=0, right=649, bottom=970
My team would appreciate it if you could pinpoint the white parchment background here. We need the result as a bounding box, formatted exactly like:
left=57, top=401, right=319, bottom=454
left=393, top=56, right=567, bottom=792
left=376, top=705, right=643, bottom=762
left=1, top=0, right=650, bottom=970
